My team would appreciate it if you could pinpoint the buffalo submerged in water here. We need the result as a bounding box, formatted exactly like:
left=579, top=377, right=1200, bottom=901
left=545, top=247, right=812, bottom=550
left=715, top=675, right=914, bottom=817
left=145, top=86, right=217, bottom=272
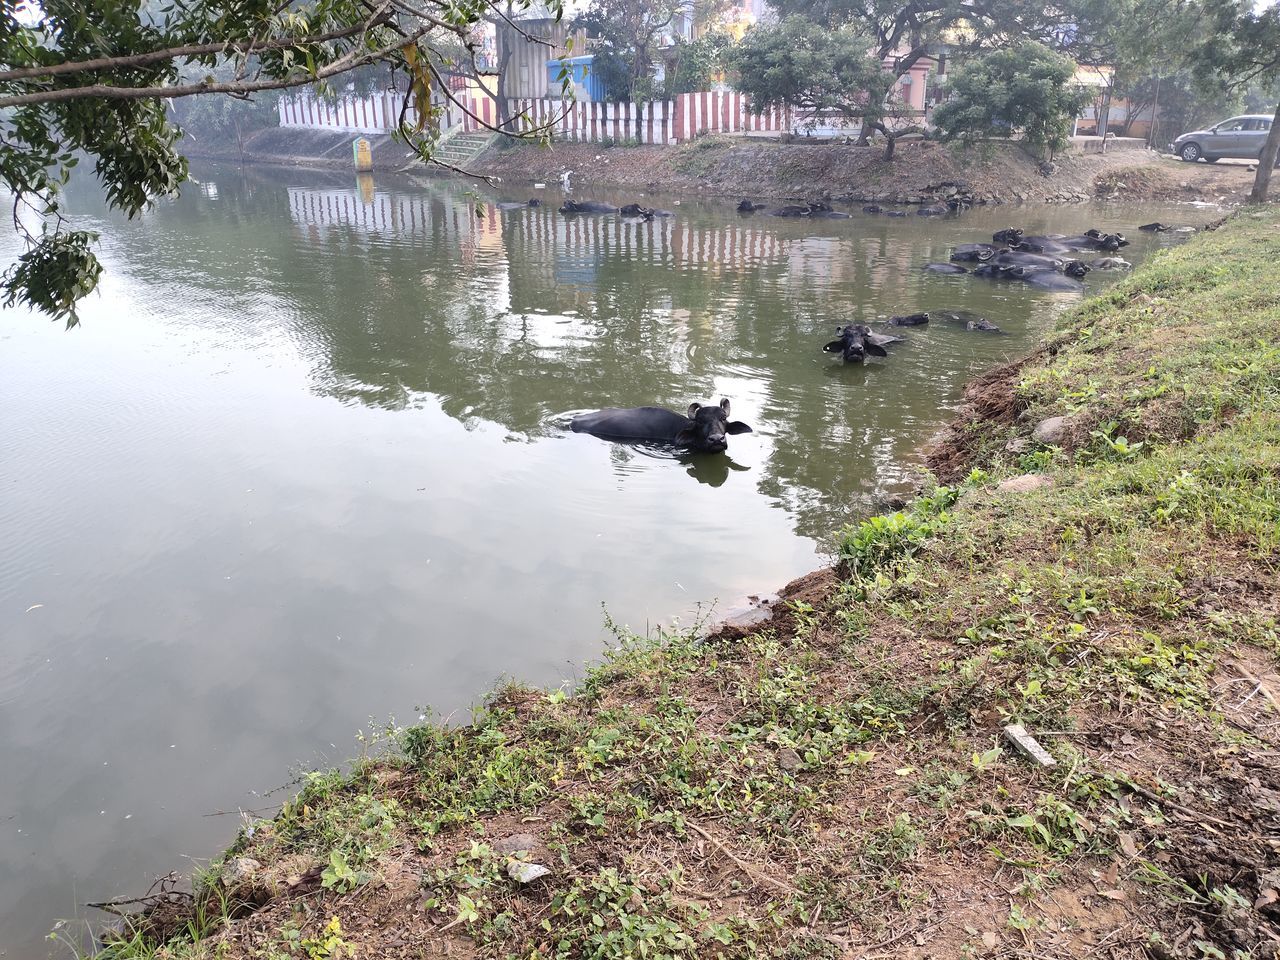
left=571, top=398, right=752, bottom=453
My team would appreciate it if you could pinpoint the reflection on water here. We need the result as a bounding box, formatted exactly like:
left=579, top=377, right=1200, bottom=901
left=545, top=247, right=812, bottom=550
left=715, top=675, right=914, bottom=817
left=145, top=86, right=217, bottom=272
left=0, top=162, right=1207, bottom=957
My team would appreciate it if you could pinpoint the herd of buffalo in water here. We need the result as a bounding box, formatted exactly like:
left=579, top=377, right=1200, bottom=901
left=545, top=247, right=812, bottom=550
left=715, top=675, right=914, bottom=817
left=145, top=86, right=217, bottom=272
left=503, top=195, right=1191, bottom=454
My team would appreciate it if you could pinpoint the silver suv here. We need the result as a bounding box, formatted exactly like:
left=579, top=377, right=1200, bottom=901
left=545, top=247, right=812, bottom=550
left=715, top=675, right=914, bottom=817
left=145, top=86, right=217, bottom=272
left=1171, top=114, right=1274, bottom=162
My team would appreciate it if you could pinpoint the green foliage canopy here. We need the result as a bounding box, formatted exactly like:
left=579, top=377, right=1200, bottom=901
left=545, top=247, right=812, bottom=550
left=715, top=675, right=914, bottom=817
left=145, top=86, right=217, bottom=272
left=931, top=42, right=1091, bottom=154
left=729, top=18, right=888, bottom=123
left=0, top=0, right=561, bottom=327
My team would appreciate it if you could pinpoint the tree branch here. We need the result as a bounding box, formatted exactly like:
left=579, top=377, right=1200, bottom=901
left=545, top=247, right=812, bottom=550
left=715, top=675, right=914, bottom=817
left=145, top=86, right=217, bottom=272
left=0, top=25, right=436, bottom=108
left=0, top=21, right=386, bottom=83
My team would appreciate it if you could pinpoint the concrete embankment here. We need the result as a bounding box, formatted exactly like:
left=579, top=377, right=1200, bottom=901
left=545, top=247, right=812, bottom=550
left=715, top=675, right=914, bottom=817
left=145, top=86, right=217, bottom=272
left=86, top=208, right=1280, bottom=960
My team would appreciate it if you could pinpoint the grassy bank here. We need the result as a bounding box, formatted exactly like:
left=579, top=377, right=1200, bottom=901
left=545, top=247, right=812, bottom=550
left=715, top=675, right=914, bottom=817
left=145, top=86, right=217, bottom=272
left=77, top=210, right=1280, bottom=959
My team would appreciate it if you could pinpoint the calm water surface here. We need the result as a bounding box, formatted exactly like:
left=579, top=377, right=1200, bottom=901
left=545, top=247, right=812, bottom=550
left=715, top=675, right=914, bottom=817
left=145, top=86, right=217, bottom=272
left=0, top=164, right=1209, bottom=956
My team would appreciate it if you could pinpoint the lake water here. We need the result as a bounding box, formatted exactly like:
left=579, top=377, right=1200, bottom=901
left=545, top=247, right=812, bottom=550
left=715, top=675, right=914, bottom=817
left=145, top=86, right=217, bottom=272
left=0, top=163, right=1208, bottom=956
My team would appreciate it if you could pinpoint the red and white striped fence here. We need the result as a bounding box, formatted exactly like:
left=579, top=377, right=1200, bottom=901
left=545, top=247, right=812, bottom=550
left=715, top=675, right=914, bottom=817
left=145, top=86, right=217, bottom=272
left=673, top=91, right=792, bottom=139
left=506, top=98, right=677, bottom=144
left=278, top=89, right=495, bottom=135
left=277, top=83, right=926, bottom=145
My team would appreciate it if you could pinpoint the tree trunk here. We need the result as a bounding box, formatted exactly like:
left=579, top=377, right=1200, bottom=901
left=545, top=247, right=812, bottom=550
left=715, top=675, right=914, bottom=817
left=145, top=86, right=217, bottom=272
left=1097, top=89, right=1112, bottom=153
left=1249, top=100, right=1280, bottom=204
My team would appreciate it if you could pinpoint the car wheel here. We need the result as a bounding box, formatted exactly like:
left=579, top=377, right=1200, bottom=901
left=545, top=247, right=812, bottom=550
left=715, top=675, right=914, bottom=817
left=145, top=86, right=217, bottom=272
left=1203, top=156, right=1219, bottom=163
left=1179, top=142, right=1201, bottom=162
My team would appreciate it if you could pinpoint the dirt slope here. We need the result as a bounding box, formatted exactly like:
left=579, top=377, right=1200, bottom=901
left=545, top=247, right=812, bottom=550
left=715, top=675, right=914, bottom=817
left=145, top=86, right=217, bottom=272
left=476, top=138, right=1257, bottom=205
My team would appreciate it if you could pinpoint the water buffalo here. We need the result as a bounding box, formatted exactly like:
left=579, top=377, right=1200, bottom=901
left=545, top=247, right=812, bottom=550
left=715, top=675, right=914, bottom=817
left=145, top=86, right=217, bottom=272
left=498, top=199, right=542, bottom=210
left=738, top=199, right=767, bottom=213
left=1090, top=257, right=1132, bottom=270
left=930, top=309, right=1000, bottom=331
left=1139, top=221, right=1171, bottom=232
left=972, top=263, right=1084, bottom=292
left=965, top=318, right=1004, bottom=332
left=560, top=200, right=618, bottom=215
left=1057, top=228, right=1128, bottom=251
left=950, top=243, right=998, bottom=263
left=917, top=202, right=950, bottom=216
left=993, top=228, right=1025, bottom=245
left=888, top=312, right=931, bottom=326
left=1011, top=235, right=1074, bottom=255
left=885, top=210, right=908, bottom=218
left=994, top=250, right=1064, bottom=269
left=923, top=262, right=969, bottom=274
left=771, top=204, right=811, bottom=217
left=571, top=399, right=752, bottom=453
left=823, top=325, right=891, bottom=363
left=619, top=202, right=654, bottom=219
left=862, top=204, right=883, bottom=214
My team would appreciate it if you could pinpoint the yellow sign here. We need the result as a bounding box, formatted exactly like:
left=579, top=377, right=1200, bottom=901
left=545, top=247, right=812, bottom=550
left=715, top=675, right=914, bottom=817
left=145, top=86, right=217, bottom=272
left=353, top=137, right=373, bottom=171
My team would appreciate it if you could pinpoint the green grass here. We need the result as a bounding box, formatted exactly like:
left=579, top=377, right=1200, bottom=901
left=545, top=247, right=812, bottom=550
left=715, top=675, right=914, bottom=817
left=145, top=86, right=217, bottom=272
left=76, top=208, right=1280, bottom=960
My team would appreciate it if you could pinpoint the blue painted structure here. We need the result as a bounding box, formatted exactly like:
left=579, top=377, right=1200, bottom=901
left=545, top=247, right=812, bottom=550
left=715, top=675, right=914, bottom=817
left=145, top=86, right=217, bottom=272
left=548, top=55, right=607, bottom=102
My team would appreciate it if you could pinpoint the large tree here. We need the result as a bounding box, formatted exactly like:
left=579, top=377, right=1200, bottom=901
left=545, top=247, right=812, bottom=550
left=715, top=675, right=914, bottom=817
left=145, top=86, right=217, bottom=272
left=931, top=43, right=1092, bottom=158
left=0, top=0, right=562, bottom=327
left=730, top=16, right=918, bottom=158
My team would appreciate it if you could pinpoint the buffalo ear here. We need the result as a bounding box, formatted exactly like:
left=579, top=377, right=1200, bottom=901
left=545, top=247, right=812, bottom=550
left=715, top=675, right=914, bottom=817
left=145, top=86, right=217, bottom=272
left=674, top=427, right=696, bottom=446
left=686, top=402, right=701, bottom=418
left=726, top=421, right=752, bottom=435
left=719, top=397, right=731, bottom=415
left=823, top=339, right=845, bottom=352
left=866, top=342, right=889, bottom=357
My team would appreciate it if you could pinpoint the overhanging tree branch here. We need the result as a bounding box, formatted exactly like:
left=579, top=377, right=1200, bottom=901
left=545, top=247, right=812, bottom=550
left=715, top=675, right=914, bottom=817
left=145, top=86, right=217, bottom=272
left=0, top=21, right=386, bottom=84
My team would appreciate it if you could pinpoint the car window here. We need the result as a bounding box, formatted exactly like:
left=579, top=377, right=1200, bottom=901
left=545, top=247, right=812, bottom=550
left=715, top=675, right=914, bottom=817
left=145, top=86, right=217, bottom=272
left=1259, top=119, right=1272, bottom=132
left=1242, top=119, right=1264, bottom=131
left=1218, top=119, right=1246, bottom=131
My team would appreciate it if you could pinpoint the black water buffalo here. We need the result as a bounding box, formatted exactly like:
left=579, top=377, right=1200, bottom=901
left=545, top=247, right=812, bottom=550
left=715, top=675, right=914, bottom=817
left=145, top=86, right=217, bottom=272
left=1011, top=235, right=1074, bottom=255
left=886, top=210, right=908, bottom=218
left=1056, top=229, right=1127, bottom=251
left=1139, top=221, right=1171, bottom=232
left=618, top=203, right=673, bottom=220
left=917, top=202, right=950, bottom=216
left=560, top=200, right=618, bottom=215
left=972, top=263, right=1084, bottom=292
left=738, top=199, right=767, bottom=213
left=994, top=250, right=1064, bottom=269
left=571, top=399, right=752, bottom=453
left=923, top=262, right=969, bottom=274
left=950, top=243, right=998, bottom=263
left=862, top=204, right=883, bottom=214
left=498, top=199, right=542, bottom=210
left=823, top=325, right=891, bottom=363
left=993, top=228, right=1025, bottom=245
left=888, top=312, right=931, bottom=326
left=772, top=200, right=851, bottom=218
